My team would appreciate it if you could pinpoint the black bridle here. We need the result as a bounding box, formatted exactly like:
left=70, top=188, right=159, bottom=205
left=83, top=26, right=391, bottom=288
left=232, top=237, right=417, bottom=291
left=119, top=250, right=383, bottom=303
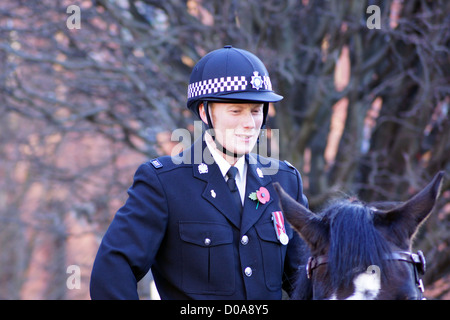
left=305, top=250, right=427, bottom=300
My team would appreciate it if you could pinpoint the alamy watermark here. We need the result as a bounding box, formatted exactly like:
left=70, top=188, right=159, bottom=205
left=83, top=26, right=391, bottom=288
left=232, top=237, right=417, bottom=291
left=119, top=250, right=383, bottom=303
left=66, top=4, right=382, bottom=31
left=366, top=264, right=381, bottom=278
left=66, top=265, right=81, bottom=290
left=66, top=5, right=81, bottom=30
left=169, top=121, right=280, bottom=172
left=366, top=5, right=381, bottom=29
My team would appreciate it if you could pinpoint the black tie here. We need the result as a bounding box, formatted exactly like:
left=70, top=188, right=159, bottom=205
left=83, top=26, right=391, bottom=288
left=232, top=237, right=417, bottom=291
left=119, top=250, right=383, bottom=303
left=226, top=166, right=242, bottom=213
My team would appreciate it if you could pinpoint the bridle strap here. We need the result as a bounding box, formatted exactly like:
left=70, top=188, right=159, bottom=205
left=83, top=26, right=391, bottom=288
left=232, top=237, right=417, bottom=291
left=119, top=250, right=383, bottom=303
left=387, top=251, right=426, bottom=273
left=306, top=256, right=328, bottom=279
left=305, top=250, right=427, bottom=299
left=386, top=250, right=427, bottom=298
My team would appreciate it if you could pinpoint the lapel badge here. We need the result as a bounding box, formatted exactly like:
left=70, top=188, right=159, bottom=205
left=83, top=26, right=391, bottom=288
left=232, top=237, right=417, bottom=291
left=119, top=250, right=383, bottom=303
left=256, top=167, right=264, bottom=178
left=210, top=189, right=216, bottom=198
left=272, top=211, right=289, bottom=245
left=198, top=163, right=208, bottom=174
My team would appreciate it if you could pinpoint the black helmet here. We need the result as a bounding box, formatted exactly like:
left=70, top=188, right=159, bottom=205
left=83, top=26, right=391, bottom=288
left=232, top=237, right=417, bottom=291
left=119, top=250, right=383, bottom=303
left=187, top=45, right=283, bottom=125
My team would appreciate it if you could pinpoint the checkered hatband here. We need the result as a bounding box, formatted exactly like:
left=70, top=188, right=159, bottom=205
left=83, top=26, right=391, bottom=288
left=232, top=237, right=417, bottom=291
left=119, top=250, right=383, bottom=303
left=263, top=75, right=272, bottom=91
left=187, top=76, right=248, bottom=99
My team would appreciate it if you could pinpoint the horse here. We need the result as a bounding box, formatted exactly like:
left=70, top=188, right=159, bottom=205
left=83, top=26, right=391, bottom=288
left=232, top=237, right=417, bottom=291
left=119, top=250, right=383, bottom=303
left=274, top=171, right=444, bottom=300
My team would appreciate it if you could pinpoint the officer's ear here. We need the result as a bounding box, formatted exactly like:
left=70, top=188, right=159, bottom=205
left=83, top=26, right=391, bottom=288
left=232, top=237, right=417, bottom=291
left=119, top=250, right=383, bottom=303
left=198, top=103, right=208, bottom=125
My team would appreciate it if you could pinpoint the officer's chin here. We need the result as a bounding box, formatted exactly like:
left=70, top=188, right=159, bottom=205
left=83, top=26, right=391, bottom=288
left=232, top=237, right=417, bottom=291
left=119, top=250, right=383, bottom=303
left=229, top=141, right=257, bottom=156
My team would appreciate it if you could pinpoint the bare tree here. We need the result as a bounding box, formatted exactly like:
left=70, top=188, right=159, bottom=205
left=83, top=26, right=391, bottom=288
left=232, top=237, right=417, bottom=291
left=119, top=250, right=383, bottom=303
left=0, top=0, right=448, bottom=299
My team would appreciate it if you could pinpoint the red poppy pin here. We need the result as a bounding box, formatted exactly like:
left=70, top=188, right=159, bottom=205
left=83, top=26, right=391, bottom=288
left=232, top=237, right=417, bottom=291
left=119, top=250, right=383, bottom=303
left=249, top=187, right=270, bottom=209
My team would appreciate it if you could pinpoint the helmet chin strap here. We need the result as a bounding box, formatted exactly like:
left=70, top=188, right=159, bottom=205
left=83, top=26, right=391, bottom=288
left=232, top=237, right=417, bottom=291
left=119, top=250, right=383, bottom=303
left=203, top=101, right=245, bottom=159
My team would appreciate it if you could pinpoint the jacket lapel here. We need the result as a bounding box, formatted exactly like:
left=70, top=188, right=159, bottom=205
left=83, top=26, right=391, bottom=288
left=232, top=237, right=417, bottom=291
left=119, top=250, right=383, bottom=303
left=191, top=139, right=241, bottom=229
left=240, top=154, right=274, bottom=235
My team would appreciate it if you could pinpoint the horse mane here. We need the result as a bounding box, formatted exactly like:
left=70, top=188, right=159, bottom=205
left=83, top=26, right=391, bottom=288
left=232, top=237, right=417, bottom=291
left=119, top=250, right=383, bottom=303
left=324, top=200, right=394, bottom=289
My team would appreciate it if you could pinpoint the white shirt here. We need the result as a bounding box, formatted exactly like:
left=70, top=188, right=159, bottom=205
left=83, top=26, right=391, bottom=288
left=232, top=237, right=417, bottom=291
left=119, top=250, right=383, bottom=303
left=205, top=136, right=247, bottom=205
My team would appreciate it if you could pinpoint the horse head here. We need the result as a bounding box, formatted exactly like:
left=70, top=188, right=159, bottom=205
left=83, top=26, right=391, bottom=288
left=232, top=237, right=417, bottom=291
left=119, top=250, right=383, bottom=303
left=274, top=171, right=444, bottom=300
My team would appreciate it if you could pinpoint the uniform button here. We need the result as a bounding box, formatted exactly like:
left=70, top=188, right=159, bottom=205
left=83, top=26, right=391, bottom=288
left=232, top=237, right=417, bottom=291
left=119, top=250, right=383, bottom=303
left=241, top=235, right=249, bottom=245
left=204, top=238, right=211, bottom=246
left=244, top=267, right=253, bottom=277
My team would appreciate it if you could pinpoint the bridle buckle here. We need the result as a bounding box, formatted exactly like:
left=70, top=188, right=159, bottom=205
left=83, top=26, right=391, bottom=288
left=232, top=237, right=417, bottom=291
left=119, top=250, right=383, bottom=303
left=416, top=250, right=426, bottom=275
left=306, top=256, right=313, bottom=279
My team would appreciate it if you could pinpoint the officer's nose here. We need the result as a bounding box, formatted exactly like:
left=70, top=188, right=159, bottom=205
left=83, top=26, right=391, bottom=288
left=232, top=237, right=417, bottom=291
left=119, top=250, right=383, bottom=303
left=241, top=109, right=256, bottom=129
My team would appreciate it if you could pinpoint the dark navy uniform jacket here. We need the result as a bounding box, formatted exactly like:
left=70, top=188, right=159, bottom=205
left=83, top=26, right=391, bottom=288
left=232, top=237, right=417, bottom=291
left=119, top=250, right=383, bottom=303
left=90, top=139, right=308, bottom=299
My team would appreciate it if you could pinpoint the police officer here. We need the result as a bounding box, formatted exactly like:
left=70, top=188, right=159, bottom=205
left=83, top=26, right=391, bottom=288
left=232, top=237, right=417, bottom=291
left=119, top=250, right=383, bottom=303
left=90, top=46, right=309, bottom=299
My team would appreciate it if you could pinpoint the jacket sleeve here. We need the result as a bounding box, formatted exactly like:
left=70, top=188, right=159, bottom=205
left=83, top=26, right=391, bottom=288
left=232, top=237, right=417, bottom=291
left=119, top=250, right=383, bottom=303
left=90, top=162, right=168, bottom=299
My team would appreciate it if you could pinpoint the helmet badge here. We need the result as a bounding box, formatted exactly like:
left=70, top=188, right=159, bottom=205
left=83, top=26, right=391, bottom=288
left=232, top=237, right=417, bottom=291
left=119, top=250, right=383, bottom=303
left=250, top=71, right=264, bottom=90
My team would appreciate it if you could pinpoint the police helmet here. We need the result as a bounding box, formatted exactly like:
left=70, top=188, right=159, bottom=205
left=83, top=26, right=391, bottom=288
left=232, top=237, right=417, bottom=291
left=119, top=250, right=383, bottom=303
left=187, top=45, right=283, bottom=127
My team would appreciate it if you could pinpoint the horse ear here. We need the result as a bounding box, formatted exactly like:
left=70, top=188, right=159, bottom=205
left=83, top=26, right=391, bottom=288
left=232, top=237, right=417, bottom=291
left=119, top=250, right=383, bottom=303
left=273, top=182, right=328, bottom=250
left=374, top=171, right=445, bottom=244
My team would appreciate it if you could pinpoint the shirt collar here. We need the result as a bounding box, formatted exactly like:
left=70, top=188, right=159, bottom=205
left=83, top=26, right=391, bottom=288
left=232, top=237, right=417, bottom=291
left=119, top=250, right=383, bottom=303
left=205, top=136, right=246, bottom=180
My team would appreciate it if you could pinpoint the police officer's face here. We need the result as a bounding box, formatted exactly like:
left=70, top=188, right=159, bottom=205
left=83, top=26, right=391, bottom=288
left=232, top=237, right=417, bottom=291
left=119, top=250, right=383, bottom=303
left=200, top=102, right=264, bottom=156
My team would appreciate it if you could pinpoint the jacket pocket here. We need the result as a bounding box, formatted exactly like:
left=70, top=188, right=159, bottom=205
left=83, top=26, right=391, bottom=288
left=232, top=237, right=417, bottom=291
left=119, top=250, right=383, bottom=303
left=255, top=221, right=289, bottom=291
left=179, top=221, right=235, bottom=295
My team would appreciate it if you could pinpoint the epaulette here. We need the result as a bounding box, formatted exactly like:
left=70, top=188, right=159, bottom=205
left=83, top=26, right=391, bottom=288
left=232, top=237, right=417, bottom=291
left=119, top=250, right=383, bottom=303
left=150, top=158, right=163, bottom=169
left=283, top=160, right=296, bottom=170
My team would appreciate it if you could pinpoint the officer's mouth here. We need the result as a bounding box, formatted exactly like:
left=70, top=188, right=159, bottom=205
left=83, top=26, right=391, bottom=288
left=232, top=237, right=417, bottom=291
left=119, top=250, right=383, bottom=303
left=235, top=134, right=254, bottom=143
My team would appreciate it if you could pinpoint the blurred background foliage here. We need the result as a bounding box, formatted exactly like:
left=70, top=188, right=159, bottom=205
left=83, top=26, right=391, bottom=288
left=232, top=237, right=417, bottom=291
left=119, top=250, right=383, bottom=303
left=0, top=0, right=448, bottom=299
